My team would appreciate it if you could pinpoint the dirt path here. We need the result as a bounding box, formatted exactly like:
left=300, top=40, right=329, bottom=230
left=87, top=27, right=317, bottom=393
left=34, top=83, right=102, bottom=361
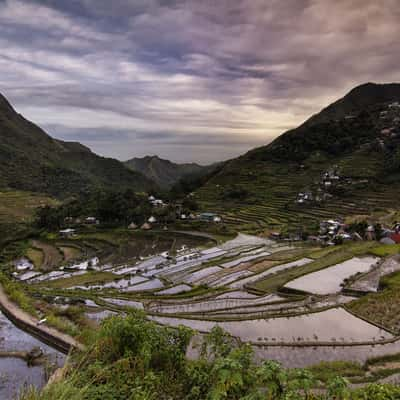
left=0, top=285, right=84, bottom=353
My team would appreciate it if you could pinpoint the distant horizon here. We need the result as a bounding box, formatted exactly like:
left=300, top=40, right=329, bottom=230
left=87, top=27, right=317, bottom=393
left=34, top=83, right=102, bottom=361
left=1, top=0, right=399, bottom=164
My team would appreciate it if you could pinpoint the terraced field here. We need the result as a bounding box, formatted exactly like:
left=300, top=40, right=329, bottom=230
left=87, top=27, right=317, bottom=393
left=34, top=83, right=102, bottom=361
left=6, top=227, right=400, bottom=370
left=194, top=150, right=400, bottom=233
left=0, top=190, right=58, bottom=224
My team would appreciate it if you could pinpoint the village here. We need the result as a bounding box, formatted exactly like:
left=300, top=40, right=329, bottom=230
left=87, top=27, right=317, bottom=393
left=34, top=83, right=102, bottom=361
left=59, top=193, right=223, bottom=238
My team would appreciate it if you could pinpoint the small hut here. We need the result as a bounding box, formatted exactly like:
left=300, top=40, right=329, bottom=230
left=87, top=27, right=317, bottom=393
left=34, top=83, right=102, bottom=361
left=141, top=223, right=152, bottom=230
left=128, top=222, right=138, bottom=230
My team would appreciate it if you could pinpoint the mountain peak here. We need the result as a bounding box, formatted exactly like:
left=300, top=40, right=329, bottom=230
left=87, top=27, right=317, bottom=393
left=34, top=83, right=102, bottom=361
left=125, top=155, right=207, bottom=188
left=0, top=92, right=19, bottom=119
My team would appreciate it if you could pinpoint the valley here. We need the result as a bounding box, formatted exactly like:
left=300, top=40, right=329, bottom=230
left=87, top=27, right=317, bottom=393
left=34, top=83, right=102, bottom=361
left=1, top=84, right=400, bottom=398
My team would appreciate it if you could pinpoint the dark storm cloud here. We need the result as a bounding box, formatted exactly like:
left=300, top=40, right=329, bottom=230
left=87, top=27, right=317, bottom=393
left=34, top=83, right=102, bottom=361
left=0, top=0, right=399, bottom=163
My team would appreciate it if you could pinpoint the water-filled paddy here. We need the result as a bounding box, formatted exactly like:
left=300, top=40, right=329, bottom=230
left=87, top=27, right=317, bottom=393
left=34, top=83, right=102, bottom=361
left=150, top=294, right=286, bottom=315
left=229, top=258, right=313, bottom=288
left=349, top=255, right=400, bottom=293
left=208, top=270, right=253, bottom=287
left=251, top=339, right=400, bottom=368
left=285, top=256, right=378, bottom=294
left=69, top=274, right=149, bottom=290
left=151, top=308, right=392, bottom=343
left=122, top=278, right=164, bottom=292
left=182, top=266, right=223, bottom=284
left=220, top=251, right=271, bottom=268
left=156, top=284, right=192, bottom=295
left=102, top=298, right=144, bottom=309
left=0, top=312, right=64, bottom=399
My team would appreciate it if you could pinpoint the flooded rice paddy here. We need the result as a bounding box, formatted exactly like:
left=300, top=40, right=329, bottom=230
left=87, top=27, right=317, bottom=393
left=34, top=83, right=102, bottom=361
left=220, top=251, right=271, bottom=268
left=149, top=294, right=284, bottom=314
left=349, top=255, right=400, bottom=293
left=285, top=256, right=379, bottom=294
left=182, top=266, right=223, bottom=284
left=156, top=284, right=192, bottom=295
left=102, top=298, right=144, bottom=309
left=151, top=308, right=392, bottom=344
left=230, top=258, right=313, bottom=289
left=12, top=232, right=400, bottom=373
left=251, top=340, right=400, bottom=368
left=0, top=312, right=64, bottom=399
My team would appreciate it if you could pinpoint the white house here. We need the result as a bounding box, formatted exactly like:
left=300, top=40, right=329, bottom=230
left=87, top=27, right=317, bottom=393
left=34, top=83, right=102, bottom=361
left=59, top=228, right=76, bottom=238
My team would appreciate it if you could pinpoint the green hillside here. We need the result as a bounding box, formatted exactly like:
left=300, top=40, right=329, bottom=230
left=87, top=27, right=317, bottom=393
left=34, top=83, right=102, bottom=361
left=194, top=83, right=400, bottom=232
left=125, top=155, right=213, bottom=188
left=0, top=93, right=154, bottom=198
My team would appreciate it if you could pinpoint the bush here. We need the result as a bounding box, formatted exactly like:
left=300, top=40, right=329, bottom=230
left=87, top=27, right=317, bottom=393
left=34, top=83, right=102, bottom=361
left=18, top=313, right=400, bottom=400
left=0, top=274, right=37, bottom=316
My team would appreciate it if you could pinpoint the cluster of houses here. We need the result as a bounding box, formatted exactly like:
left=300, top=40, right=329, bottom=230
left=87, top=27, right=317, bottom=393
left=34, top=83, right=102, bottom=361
left=381, top=222, right=400, bottom=245
left=128, top=215, right=159, bottom=231
left=59, top=194, right=222, bottom=236
left=296, top=164, right=376, bottom=207
left=64, top=216, right=100, bottom=226
left=312, top=220, right=354, bottom=245
left=296, top=103, right=400, bottom=207
left=296, top=167, right=341, bottom=205
left=306, top=219, right=400, bottom=246
left=127, top=211, right=222, bottom=231
left=59, top=217, right=100, bottom=237
left=148, top=195, right=166, bottom=208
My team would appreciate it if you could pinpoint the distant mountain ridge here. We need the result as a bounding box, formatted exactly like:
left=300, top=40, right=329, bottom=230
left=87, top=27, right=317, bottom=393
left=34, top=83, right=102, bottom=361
left=0, top=93, right=154, bottom=197
left=125, top=155, right=212, bottom=188
left=194, top=82, right=400, bottom=231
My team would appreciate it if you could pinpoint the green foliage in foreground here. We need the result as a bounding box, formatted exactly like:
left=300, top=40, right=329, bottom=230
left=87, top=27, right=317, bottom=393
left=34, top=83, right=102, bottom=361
left=0, top=273, right=38, bottom=317
left=19, top=312, right=400, bottom=400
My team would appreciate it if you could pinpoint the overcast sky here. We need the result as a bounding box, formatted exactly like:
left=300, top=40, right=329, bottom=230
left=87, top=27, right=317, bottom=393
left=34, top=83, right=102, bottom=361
left=0, top=0, right=399, bottom=164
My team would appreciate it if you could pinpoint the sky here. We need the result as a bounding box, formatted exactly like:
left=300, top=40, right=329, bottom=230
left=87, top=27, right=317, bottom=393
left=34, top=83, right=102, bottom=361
left=0, top=0, right=399, bottom=164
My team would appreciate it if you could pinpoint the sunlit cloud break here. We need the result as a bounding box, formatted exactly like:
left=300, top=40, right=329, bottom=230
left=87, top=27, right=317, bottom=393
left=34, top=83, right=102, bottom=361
left=0, top=0, right=399, bottom=163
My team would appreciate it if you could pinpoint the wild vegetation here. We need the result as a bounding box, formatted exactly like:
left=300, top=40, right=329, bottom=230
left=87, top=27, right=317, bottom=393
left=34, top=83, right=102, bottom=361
left=0, top=93, right=153, bottom=198
left=18, top=312, right=400, bottom=400
left=348, top=270, right=400, bottom=333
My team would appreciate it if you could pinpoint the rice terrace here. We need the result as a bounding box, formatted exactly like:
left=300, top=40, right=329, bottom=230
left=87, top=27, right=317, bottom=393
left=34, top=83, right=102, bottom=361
left=4, top=220, right=400, bottom=395
left=1, top=1, right=400, bottom=398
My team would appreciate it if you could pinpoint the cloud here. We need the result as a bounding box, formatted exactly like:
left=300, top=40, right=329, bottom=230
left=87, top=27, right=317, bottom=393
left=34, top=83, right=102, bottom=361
left=0, top=0, right=399, bottom=163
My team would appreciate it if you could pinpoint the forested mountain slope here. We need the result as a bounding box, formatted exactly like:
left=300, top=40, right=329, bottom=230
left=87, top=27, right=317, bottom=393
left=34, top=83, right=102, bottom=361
left=125, top=155, right=213, bottom=189
left=0, top=93, right=154, bottom=198
left=194, top=83, right=400, bottom=232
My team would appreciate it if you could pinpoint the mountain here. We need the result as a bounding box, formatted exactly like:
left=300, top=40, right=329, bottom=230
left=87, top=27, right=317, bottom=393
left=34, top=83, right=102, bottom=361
left=194, top=82, right=400, bottom=232
left=304, top=82, right=400, bottom=127
left=125, top=155, right=213, bottom=188
left=0, top=93, right=154, bottom=197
